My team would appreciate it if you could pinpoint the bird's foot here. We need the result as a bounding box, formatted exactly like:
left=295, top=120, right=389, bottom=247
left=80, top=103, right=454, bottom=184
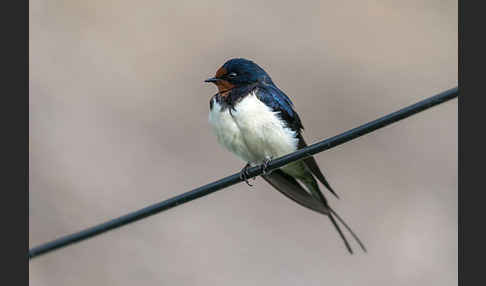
left=261, top=158, right=272, bottom=176
left=239, top=163, right=254, bottom=187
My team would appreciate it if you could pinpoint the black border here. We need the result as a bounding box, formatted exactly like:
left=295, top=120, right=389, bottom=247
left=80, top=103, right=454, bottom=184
left=5, top=0, right=28, bottom=285
left=459, top=0, right=482, bottom=285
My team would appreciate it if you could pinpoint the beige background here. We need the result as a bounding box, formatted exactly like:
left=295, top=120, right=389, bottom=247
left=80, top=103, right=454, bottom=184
left=29, top=0, right=457, bottom=285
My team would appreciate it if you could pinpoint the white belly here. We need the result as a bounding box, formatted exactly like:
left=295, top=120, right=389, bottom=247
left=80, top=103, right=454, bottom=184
left=208, top=92, right=299, bottom=165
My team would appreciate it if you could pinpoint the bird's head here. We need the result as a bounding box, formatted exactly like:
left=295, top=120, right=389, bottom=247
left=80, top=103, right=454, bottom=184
left=205, top=58, right=273, bottom=95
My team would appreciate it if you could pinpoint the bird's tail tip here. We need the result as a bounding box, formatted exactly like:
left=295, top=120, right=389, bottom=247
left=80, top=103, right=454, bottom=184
left=328, top=208, right=367, bottom=254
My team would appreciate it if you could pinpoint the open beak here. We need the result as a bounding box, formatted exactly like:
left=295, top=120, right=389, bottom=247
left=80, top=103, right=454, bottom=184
left=205, top=77, right=220, bottom=83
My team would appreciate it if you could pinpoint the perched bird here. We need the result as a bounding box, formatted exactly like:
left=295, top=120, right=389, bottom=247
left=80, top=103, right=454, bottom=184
left=206, top=58, right=366, bottom=254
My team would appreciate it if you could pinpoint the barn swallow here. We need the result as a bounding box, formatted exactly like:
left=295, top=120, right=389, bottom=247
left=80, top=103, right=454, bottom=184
left=206, top=58, right=366, bottom=254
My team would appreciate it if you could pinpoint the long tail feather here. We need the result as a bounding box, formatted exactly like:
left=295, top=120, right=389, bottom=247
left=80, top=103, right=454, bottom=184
left=262, top=170, right=366, bottom=253
left=328, top=213, right=353, bottom=254
left=329, top=208, right=367, bottom=252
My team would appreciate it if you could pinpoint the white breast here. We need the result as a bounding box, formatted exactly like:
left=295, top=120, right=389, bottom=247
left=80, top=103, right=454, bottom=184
left=208, top=92, right=299, bottom=165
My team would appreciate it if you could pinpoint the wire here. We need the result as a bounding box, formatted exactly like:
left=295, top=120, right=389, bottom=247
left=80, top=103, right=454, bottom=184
left=29, top=87, right=458, bottom=259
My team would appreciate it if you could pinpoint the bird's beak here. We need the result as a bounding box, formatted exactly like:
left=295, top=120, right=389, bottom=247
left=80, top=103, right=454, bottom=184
left=205, top=77, right=220, bottom=83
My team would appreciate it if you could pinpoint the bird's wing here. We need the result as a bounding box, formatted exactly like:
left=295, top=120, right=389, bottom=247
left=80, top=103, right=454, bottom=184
left=261, top=169, right=330, bottom=215
left=255, top=84, right=304, bottom=132
left=297, top=134, right=339, bottom=199
left=255, top=84, right=365, bottom=253
left=257, top=85, right=339, bottom=198
left=255, top=85, right=339, bottom=199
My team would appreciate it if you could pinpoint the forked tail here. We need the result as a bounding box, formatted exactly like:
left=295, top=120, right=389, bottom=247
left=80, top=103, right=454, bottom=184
left=328, top=207, right=367, bottom=254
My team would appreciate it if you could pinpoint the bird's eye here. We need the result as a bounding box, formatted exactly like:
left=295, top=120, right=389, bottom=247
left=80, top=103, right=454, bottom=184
left=227, top=72, right=237, bottom=78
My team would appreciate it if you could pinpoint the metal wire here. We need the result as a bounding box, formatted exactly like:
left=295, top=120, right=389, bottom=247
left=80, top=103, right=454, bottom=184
left=29, top=87, right=458, bottom=259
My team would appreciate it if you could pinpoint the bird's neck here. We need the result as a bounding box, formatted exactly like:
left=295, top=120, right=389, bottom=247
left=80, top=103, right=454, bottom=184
left=216, top=83, right=259, bottom=108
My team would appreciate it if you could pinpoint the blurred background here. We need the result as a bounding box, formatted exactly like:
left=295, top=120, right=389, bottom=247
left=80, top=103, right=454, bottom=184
left=29, top=0, right=457, bottom=285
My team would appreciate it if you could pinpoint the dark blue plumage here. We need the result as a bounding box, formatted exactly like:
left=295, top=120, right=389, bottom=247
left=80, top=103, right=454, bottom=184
left=255, top=84, right=304, bottom=133
left=212, top=58, right=303, bottom=132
